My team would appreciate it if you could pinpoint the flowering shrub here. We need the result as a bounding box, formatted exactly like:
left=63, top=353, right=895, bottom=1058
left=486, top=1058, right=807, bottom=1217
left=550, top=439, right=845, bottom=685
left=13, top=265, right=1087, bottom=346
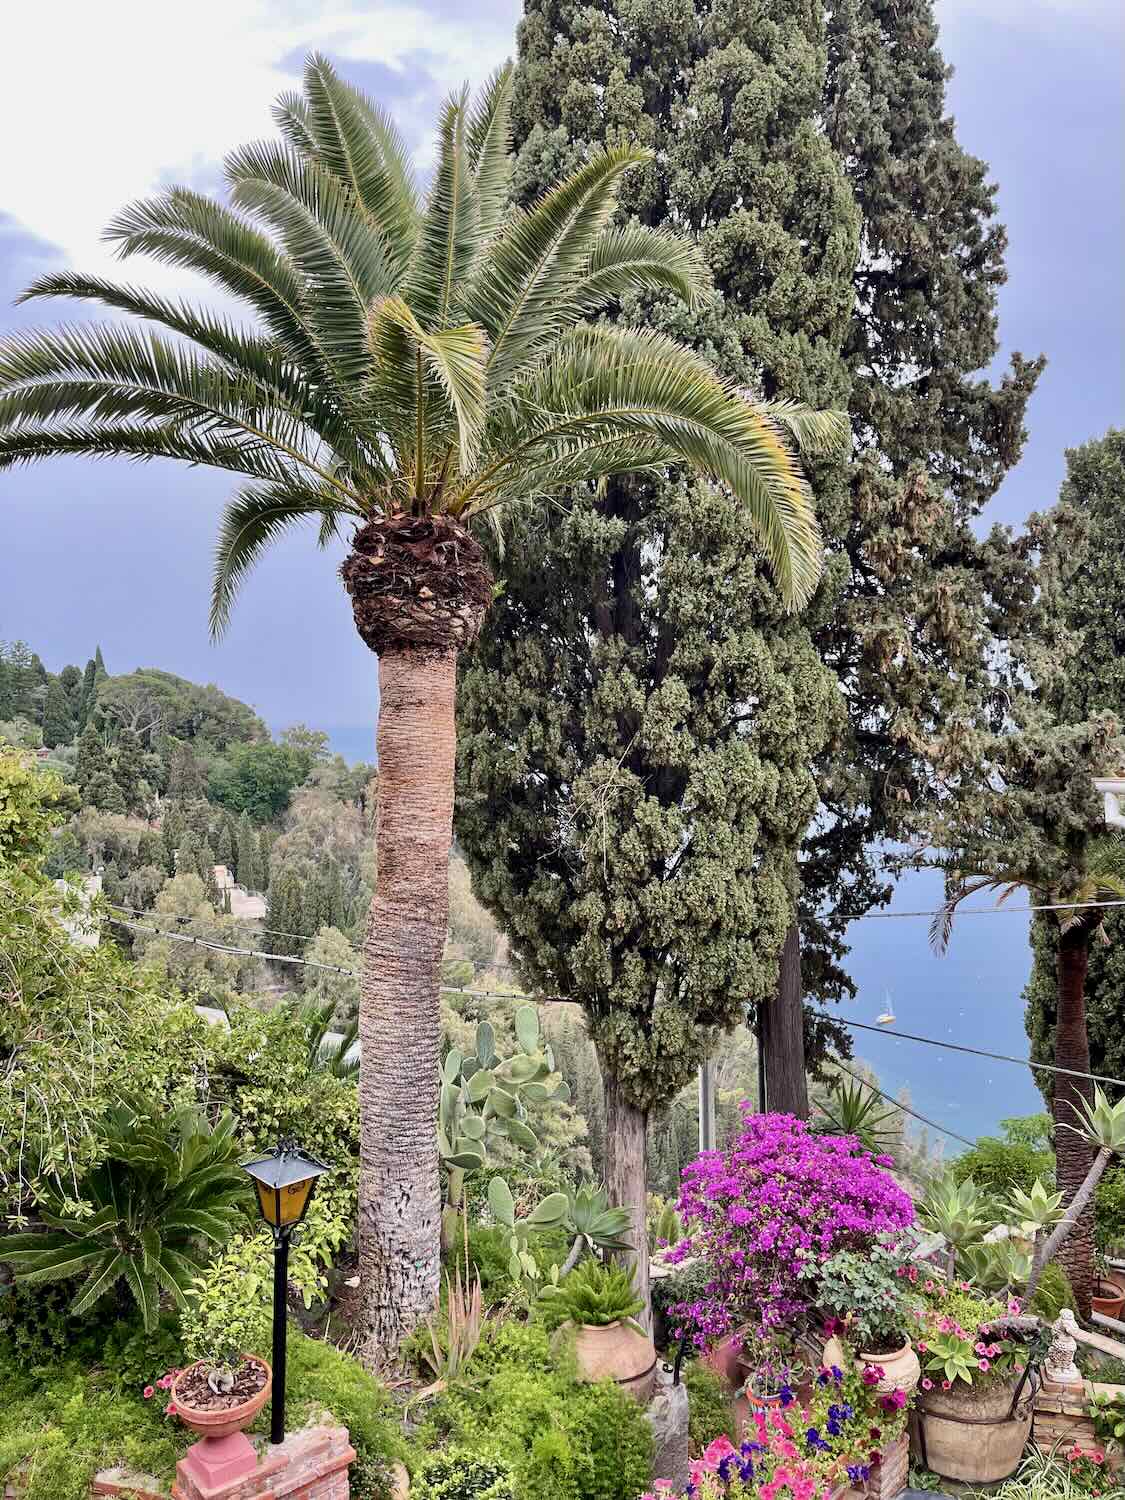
left=642, top=1363, right=909, bottom=1499
left=140, top=1367, right=182, bottom=1419
left=808, top=1234, right=920, bottom=1351
left=670, top=1111, right=914, bottom=1342
left=911, top=1280, right=1033, bottom=1392
left=1062, top=1445, right=1113, bottom=1496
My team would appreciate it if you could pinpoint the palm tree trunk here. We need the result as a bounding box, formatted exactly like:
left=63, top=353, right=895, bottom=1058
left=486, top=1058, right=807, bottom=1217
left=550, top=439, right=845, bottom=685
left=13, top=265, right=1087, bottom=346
left=603, top=1068, right=651, bottom=1329
left=356, top=645, right=456, bottom=1366
left=762, top=922, right=809, bottom=1118
left=1025, top=1147, right=1112, bottom=1306
left=1054, top=922, right=1097, bottom=1319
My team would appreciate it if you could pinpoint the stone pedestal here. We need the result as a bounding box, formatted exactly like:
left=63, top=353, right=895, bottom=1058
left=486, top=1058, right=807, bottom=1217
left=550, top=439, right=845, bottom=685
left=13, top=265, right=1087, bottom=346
left=171, top=1423, right=355, bottom=1500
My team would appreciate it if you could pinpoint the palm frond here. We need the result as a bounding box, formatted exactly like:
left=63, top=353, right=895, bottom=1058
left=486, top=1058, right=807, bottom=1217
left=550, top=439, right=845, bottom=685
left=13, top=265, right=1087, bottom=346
left=576, top=223, right=709, bottom=314
left=226, top=140, right=392, bottom=382
left=211, top=481, right=358, bottom=639
left=376, top=297, right=487, bottom=473
left=300, top=52, right=420, bottom=272
left=467, top=63, right=515, bottom=247
left=407, top=88, right=477, bottom=329
left=103, top=189, right=323, bottom=375
left=466, top=324, right=832, bottom=608
left=465, top=144, right=649, bottom=393
left=755, top=398, right=852, bottom=462
left=929, top=876, right=1004, bottom=953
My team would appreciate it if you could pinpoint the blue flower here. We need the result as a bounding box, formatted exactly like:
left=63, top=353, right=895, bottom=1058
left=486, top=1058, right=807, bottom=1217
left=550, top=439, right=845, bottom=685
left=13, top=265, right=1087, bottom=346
left=817, top=1371, right=829, bottom=1386
left=830, top=1364, right=844, bottom=1382
left=841, top=1403, right=854, bottom=1420
left=806, top=1427, right=830, bottom=1453
left=738, top=1459, right=755, bottom=1483
left=779, top=1383, right=795, bottom=1407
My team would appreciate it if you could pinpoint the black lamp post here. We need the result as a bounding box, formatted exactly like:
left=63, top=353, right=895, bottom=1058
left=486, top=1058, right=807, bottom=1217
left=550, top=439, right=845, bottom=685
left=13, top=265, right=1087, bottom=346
left=242, top=1142, right=330, bottom=1445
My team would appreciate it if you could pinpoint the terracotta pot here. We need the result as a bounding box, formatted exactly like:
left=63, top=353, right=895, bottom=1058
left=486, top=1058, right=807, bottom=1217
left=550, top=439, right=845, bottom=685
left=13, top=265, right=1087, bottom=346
left=569, top=1319, right=657, bottom=1403
left=1092, top=1277, right=1125, bottom=1321
left=909, top=1371, right=1036, bottom=1483
left=171, top=1355, right=273, bottom=1442
left=856, top=1337, right=921, bottom=1396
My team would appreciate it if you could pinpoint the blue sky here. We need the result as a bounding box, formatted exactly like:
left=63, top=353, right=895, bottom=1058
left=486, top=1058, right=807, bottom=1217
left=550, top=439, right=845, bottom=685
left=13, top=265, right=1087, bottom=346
left=1, top=0, right=1122, bottom=1141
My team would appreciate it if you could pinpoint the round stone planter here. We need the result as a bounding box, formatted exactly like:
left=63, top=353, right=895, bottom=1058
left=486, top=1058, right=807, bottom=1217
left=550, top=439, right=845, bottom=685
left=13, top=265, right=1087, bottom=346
left=569, top=1319, right=657, bottom=1403
left=909, top=1372, right=1036, bottom=1484
left=171, top=1355, right=273, bottom=1442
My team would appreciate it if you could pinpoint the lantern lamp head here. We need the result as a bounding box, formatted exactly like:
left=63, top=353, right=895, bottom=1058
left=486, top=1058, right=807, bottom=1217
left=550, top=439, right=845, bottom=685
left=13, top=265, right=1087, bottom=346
left=242, top=1141, right=330, bottom=1233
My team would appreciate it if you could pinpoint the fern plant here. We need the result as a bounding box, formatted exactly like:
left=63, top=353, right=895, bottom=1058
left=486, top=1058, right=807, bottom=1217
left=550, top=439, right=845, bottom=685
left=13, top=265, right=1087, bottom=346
left=0, top=1100, right=251, bottom=1331
left=555, top=1258, right=644, bottom=1328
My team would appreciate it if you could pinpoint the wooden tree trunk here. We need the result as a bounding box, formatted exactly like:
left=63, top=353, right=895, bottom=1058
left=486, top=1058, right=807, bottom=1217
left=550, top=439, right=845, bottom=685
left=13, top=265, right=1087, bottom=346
left=1054, top=922, right=1097, bottom=1320
left=762, top=922, right=809, bottom=1118
left=603, top=1069, right=651, bottom=1329
left=356, top=646, right=455, bottom=1366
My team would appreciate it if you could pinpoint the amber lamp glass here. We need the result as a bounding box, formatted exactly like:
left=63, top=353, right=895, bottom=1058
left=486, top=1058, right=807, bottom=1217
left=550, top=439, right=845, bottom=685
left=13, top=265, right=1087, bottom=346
left=242, top=1145, right=330, bottom=1232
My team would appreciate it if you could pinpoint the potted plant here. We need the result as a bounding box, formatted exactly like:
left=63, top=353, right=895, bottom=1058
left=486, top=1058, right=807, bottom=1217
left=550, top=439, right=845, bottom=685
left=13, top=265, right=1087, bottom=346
left=809, top=1235, right=922, bottom=1395
left=170, top=1339, right=272, bottom=1442
left=1092, top=1252, right=1125, bottom=1321
left=909, top=1282, right=1045, bottom=1484
left=738, top=1339, right=809, bottom=1411
left=552, top=1258, right=657, bottom=1402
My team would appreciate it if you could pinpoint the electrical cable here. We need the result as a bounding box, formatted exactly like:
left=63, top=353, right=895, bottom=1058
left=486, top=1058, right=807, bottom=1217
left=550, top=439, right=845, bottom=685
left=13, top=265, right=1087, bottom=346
left=831, top=1060, right=977, bottom=1149
left=824, top=1014, right=1125, bottom=1091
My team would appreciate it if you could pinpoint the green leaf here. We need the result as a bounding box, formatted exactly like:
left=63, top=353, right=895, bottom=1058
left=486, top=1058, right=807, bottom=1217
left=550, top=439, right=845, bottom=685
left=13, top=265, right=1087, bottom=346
left=505, top=1119, right=539, bottom=1152
left=527, top=1192, right=569, bottom=1228
left=475, top=1021, right=496, bottom=1069
left=488, top=1175, right=515, bottom=1228
left=514, top=1005, right=540, bottom=1055
left=463, top=1067, right=494, bottom=1104
left=122, top=1256, right=160, bottom=1333
left=70, top=1252, right=129, bottom=1316
left=406, top=88, right=476, bottom=328
left=487, top=1087, right=518, bottom=1119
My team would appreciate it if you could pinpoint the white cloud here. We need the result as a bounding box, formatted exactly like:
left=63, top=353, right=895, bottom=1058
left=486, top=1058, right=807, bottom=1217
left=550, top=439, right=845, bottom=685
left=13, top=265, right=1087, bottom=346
left=0, top=0, right=517, bottom=287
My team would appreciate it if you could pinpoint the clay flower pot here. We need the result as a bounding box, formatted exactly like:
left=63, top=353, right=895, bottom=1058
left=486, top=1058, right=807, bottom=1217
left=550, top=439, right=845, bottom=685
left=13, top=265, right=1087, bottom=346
left=1093, top=1277, right=1125, bottom=1321
left=171, top=1355, right=273, bottom=1441
left=856, top=1337, right=920, bottom=1396
left=569, top=1320, right=657, bottom=1403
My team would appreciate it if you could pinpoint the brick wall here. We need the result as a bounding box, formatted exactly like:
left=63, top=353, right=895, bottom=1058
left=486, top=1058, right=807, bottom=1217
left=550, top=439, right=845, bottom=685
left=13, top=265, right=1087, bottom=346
left=867, top=1431, right=909, bottom=1500
left=169, top=1425, right=355, bottom=1500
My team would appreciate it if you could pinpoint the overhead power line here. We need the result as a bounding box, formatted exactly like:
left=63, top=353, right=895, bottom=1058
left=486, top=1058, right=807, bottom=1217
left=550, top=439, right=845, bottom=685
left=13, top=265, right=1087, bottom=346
left=832, top=1060, right=977, bottom=1149
left=827, top=1014, right=1125, bottom=1092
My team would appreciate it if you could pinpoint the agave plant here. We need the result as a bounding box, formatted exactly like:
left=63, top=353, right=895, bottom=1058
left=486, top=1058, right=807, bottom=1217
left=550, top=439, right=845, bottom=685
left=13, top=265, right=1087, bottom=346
left=0, top=55, right=844, bottom=1357
left=0, top=1101, right=251, bottom=1331
left=916, top=1174, right=992, bottom=1273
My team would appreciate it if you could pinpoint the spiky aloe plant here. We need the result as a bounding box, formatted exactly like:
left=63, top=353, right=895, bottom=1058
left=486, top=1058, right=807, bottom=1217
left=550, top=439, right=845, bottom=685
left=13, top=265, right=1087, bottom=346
left=0, top=55, right=844, bottom=1359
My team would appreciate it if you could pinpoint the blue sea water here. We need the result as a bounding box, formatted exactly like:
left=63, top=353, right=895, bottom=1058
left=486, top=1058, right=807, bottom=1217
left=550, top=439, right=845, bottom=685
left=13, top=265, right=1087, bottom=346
left=321, top=725, right=1040, bottom=1147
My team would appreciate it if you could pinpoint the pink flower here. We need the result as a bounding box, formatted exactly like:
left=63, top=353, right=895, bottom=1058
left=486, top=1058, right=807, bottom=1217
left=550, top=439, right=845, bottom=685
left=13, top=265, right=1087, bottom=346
left=166, top=1402, right=177, bottom=1416
left=924, top=1279, right=934, bottom=1292
left=917, top=1340, right=928, bottom=1352
left=975, top=1342, right=987, bottom=1355
left=978, top=1358, right=990, bottom=1372
left=921, top=1377, right=933, bottom=1390
left=142, top=1386, right=154, bottom=1399
left=941, top=1380, right=952, bottom=1391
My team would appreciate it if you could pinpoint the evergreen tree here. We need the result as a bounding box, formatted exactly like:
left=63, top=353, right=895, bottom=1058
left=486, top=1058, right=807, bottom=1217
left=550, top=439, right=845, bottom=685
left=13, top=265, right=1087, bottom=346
left=213, top=817, right=235, bottom=870
left=76, top=721, right=110, bottom=798
left=264, top=868, right=307, bottom=956
left=161, top=806, right=186, bottom=876
left=41, top=679, right=74, bottom=749
left=1024, top=431, right=1125, bottom=1100
left=59, top=664, right=82, bottom=704
left=86, top=770, right=127, bottom=814
left=167, top=741, right=206, bottom=802
left=77, top=656, right=98, bottom=731
left=459, top=0, right=857, bottom=1299
left=112, top=727, right=146, bottom=812
left=787, top=0, right=1044, bottom=1067
left=258, top=828, right=275, bottom=887
left=235, top=812, right=260, bottom=891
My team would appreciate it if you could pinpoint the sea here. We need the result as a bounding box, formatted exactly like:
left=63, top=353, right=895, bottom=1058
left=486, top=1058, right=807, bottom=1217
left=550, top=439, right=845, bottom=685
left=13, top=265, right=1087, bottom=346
left=320, top=725, right=1041, bottom=1149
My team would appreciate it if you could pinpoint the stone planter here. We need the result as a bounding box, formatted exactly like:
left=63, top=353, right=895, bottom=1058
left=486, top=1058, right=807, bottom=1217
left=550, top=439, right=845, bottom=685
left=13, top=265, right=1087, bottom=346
left=171, top=1355, right=272, bottom=1442
left=910, top=1371, right=1036, bottom=1484
left=569, top=1319, right=657, bottom=1403
left=856, top=1338, right=921, bottom=1397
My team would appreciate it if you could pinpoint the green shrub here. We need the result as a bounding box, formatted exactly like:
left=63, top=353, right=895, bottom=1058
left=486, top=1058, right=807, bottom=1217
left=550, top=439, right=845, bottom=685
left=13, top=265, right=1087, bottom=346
left=287, top=1332, right=408, bottom=1499
left=416, top=1321, right=652, bottom=1500
left=413, top=1450, right=515, bottom=1499
left=683, top=1360, right=736, bottom=1454
left=1095, top=1166, right=1125, bottom=1252
left=552, top=1259, right=643, bottom=1328
left=1029, top=1260, right=1077, bottom=1323
left=464, top=1223, right=569, bottom=1307
left=951, top=1125, right=1054, bottom=1204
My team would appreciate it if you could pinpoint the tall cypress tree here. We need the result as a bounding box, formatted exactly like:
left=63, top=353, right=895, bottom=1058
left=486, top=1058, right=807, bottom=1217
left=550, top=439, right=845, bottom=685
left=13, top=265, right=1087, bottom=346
left=112, top=726, right=146, bottom=813
left=1024, top=431, right=1125, bottom=1099
left=235, top=811, right=260, bottom=891
left=77, top=656, right=98, bottom=732
left=41, top=679, right=74, bottom=749
left=457, top=0, right=857, bottom=1299
left=764, top=0, right=1045, bottom=1090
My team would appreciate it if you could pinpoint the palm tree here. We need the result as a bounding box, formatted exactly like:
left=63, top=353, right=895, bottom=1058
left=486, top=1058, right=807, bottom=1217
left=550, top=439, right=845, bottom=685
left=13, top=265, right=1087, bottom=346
left=933, top=833, right=1125, bottom=1315
left=0, top=55, right=844, bottom=1360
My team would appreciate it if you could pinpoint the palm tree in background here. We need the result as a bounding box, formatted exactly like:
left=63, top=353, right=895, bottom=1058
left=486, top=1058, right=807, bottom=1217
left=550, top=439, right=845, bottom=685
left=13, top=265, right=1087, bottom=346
left=0, top=55, right=845, bottom=1360
left=933, top=833, right=1125, bottom=1316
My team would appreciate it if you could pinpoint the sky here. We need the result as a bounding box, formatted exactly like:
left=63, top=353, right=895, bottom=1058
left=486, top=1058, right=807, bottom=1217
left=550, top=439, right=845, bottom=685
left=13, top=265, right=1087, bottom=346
left=2, top=0, right=1123, bottom=1141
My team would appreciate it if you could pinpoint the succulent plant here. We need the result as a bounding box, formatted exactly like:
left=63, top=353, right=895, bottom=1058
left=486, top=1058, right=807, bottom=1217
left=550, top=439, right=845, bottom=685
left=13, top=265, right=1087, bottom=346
left=437, top=1006, right=571, bottom=1249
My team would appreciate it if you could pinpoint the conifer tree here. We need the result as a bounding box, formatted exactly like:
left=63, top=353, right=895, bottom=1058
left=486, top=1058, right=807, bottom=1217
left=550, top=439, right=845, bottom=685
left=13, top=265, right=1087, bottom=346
left=77, top=656, right=98, bottom=732
left=112, top=727, right=145, bottom=812
left=213, top=818, right=235, bottom=870
left=161, top=805, right=186, bottom=876
left=41, top=679, right=74, bottom=749
left=235, top=812, right=260, bottom=891
left=458, top=0, right=856, bottom=1300
left=76, top=721, right=109, bottom=798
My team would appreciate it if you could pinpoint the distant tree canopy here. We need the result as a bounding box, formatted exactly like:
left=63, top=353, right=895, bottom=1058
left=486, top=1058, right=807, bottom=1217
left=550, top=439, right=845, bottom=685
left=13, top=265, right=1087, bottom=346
left=208, top=742, right=313, bottom=822
left=93, top=668, right=267, bottom=749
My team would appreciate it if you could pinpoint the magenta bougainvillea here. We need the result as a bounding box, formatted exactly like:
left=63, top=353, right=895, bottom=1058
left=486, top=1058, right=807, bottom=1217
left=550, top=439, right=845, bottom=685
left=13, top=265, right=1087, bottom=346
left=670, top=1110, right=914, bottom=1343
